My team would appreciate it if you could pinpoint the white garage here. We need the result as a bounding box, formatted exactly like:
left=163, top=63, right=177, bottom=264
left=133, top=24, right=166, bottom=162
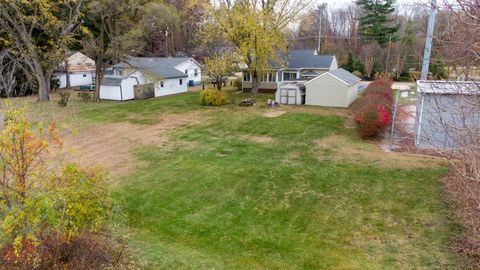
left=275, top=82, right=306, bottom=105
left=99, top=73, right=141, bottom=101
left=304, top=68, right=361, bottom=108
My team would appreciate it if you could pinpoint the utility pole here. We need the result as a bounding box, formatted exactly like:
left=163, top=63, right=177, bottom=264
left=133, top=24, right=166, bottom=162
left=421, top=0, right=437, bottom=80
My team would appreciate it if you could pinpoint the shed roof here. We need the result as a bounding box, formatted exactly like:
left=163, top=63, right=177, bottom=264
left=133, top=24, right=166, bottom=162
left=113, top=57, right=190, bottom=79
left=329, top=68, right=361, bottom=85
left=304, top=68, right=360, bottom=86
left=417, top=80, right=480, bottom=95
left=101, top=76, right=125, bottom=86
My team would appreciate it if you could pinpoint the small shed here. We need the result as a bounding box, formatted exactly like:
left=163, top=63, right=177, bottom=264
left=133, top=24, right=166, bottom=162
left=275, top=82, right=306, bottom=105
left=415, top=80, right=480, bottom=149
left=99, top=72, right=140, bottom=101
left=304, top=68, right=361, bottom=108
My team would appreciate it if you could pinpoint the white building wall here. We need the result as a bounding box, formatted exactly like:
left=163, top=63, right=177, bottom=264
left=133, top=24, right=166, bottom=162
left=100, top=85, right=122, bottom=100
left=154, top=77, right=188, bottom=97
left=57, top=72, right=94, bottom=88
left=175, top=59, right=202, bottom=85
left=120, top=77, right=137, bottom=100
left=305, top=73, right=350, bottom=108
left=346, top=83, right=359, bottom=106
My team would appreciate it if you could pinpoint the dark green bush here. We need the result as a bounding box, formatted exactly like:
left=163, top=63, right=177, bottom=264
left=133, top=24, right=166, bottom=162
left=200, top=89, right=228, bottom=106
left=58, top=92, right=70, bottom=107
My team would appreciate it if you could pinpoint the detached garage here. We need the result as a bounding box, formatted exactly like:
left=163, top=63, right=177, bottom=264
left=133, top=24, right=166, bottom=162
left=304, top=68, right=360, bottom=108
left=99, top=73, right=141, bottom=101
left=275, top=82, right=306, bottom=105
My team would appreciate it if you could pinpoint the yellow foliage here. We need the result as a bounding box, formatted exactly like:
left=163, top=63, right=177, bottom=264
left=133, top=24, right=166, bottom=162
left=200, top=89, right=229, bottom=106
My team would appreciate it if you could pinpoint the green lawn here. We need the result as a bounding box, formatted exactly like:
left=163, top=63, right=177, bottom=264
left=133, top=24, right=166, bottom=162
left=66, top=92, right=460, bottom=269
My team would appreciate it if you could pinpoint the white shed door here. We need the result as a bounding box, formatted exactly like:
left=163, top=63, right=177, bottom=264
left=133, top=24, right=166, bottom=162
left=280, top=88, right=297, bottom=104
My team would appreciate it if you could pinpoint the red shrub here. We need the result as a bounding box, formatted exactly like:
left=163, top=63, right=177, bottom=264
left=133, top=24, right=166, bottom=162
left=352, top=79, right=394, bottom=138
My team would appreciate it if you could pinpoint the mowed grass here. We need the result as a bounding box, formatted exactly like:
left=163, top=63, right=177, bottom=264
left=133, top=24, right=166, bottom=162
left=96, top=93, right=462, bottom=269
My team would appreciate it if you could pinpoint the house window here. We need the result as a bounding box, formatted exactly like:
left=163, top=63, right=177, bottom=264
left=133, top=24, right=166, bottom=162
left=83, top=74, right=87, bottom=77
left=283, top=72, right=297, bottom=81
left=179, top=79, right=183, bottom=85
left=243, top=72, right=251, bottom=82
left=262, top=73, right=268, bottom=82
left=185, top=69, right=188, bottom=74
left=160, top=81, right=164, bottom=87
left=194, top=69, right=198, bottom=76
left=268, top=72, right=276, bottom=82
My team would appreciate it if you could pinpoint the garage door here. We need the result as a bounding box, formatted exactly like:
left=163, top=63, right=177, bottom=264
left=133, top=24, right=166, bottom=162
left=279, top=88, right=297, bottom=104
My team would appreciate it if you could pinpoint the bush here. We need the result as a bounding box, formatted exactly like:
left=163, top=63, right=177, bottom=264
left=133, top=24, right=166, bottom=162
left=0, top=105, right=113, bottom=268
left=58, top=92, right=70, bottom=107
left=77, top=92, right=92, bottom=102
left=352, top=70, right=363, bottom=78
left=200, top=89, right=228, bottom=106
left=352, top=79, right=393, bottom=138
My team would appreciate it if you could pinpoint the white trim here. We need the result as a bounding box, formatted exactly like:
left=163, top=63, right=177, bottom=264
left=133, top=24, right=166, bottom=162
left=415, top=94, right=425, bottom=146
left=304, top=71, right=360, bottom=86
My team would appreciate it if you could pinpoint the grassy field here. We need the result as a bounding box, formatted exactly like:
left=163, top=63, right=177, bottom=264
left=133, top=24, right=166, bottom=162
left=9, top=90, right=461, bottom=269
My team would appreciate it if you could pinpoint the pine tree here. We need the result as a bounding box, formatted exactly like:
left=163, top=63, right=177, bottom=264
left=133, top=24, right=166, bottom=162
left=356, top=0, right=399, bottom=47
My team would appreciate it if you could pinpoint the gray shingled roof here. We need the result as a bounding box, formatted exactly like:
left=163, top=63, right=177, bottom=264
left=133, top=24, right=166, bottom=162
left=329, top=68, right=361, bottom=85
left=101, top=76, right=125, bottom=86
left=286, top=50, right=335, bottom=69
left=113, top=57, right=188, bottom=79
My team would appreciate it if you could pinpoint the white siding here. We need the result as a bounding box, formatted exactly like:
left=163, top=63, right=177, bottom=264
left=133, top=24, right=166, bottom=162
left=154, top=78, right=188, bottom=97
left=330, top=57, right=339, bottom=70
left=57, top=72, right=94, bottom=88
left=100, top=85, right=122, bottom=100
left=305, top=73, right=356, bottom=108
left=120, top=77, right=137, bottom=100
left=174, top=59, right=202, bottom=85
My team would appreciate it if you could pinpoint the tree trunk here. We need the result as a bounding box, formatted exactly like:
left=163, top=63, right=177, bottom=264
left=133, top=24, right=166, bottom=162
left=251, top=70, right=259, bottom=95
left=66, top=63, right=71, bottom=89
left=35, top=68, right=50, bottom=102
left=216, top=76, right=222, bottom=91
left=94, top=16, right=106, bottom=102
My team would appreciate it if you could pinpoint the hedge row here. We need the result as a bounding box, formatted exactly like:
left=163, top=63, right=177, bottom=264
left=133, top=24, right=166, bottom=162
left=352, top=79, right=394, bottom=138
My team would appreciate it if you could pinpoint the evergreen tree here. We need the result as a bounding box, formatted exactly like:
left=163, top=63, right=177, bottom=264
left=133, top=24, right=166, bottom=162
left=356, top=0, right=399, bottom=47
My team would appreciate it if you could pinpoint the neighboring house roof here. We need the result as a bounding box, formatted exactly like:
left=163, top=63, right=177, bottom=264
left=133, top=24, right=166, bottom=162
left=63, top=52, right=96, bottom=72
left=304, top=68, right=361, bottom=86
left=417, top=80, right=480, bottom=95
left=113, top=57, right=190, bottom=79
left=285, top=50, right=335, bottom=69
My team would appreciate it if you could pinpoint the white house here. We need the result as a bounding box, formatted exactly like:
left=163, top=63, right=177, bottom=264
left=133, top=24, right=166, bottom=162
left=242, top=49, right=338, bottom=93
left=54, top=52, right=95, bottom=88
left=100, top=57, right=189, bottom=101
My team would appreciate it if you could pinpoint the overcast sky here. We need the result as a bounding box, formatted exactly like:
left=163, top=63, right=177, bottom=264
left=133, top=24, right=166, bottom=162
left=314, top=0, right=427, bottom=8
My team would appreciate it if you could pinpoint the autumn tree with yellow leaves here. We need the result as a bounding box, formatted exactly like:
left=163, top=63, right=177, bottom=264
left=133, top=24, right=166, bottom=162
left=0, top=104, right=112, bottom=268
left=203, top=0, right=311, bottom=94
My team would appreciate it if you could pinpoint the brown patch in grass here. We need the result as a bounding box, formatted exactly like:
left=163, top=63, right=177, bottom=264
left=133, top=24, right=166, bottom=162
left=60, top=112, right=203, bottom=180
left=314, top=135, right=443, bottom=169
left=241, top=135, right=275, bottom=144
left=263, top=110, right=286, bottom=118
left=284, top=105, right=348, bottom=117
